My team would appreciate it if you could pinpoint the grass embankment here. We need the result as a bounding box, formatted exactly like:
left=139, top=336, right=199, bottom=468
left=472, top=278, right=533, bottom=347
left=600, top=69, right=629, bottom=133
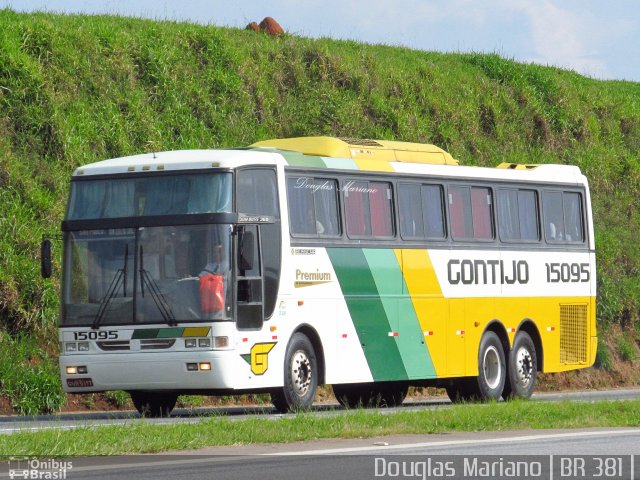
left=2, top=400, right=639, bottom=456
left=0, top=9, right=640, bottom=414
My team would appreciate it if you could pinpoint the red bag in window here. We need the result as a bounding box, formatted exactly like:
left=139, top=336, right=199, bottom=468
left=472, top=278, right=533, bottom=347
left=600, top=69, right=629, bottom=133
left=199, top=273, right=225, bottom=313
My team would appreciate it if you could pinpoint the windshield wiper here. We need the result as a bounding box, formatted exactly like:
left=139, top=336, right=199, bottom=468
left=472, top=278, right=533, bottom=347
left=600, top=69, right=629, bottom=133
left=92, top=244, right=128, bottom=329
left=139, top=245, right=177, bottom=326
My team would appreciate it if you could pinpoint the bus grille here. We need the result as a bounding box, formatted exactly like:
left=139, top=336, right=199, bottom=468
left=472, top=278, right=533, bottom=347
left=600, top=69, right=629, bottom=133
left=339, top=137, right=383, bottom=147
left=96, top=340, right=176, bottom=351
left=140, top=339, right=175, bottom=350
left=97, top=341, right=130, bottom=351
left=559, top=304, right=588, bottom=364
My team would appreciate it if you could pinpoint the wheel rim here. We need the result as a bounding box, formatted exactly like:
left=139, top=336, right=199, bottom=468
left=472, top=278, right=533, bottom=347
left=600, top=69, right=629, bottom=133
left=515, top=346, right=533, bottom=387
left=483, top=345, right=501, bottom=390
left=291, top=350, right=312, bottom=397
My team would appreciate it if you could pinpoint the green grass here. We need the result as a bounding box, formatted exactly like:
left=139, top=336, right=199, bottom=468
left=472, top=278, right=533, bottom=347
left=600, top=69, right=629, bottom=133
left=616, top=335, right=638, bottom=362
left=0, top=332, right=64, bottom=415
left=0, top=8, right=640, bottom=413
left=2, top=399, right=640, bottom=456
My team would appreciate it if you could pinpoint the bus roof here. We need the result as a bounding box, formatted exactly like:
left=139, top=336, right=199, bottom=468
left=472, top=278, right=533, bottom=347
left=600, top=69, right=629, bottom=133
left=71, top=138, right=586, bottom=187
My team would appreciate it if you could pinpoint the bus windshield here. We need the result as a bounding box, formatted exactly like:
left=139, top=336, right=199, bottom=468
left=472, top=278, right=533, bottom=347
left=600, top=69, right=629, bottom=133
left=67, top=173, right=232, bottom=219
left=62, top=224, right=232, bottom=326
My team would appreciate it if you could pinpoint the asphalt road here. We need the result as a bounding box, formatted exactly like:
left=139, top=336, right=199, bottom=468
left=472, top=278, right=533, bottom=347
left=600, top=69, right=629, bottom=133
left=2, top=428, right=638, bottom=479
left=2, top=389, right=639, bottom=479
left=1, top=387, right=639, bottom=435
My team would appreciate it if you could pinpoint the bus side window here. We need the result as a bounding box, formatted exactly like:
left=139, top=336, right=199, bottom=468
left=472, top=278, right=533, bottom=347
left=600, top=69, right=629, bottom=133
left=498, top=188, right=539, bottom=242
left=287, top=176, right=340, bottom=237
left=344, top=180, right=394, bottom=238
left=287, top=177, right=315, bottom=235
left=398, top=183, right=423, bottom=238
left=542, top=191, right=565, bottom=242
left=471, top=187, right=493, bottom=240
left=449, top=186, right=472, bottom=239
left=422, top=184, right=446, bottom=238
left=563, top=192, right=584, bottom=242
left=449, top=185, right=494, bottom=241
left=344, top=181, right=371, bottom=237
left=398, top=183, right=445, bottom=240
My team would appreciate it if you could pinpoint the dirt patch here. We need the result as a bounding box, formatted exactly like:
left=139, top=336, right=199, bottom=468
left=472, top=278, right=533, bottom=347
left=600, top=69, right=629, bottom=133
left=0, top=396, right=13, bottom=416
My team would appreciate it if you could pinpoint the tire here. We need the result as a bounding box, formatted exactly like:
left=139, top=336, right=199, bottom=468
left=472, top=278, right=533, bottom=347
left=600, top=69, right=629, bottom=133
left=271, top=333, right=318, bottom=413
left=503, top=331, right=537, bottom=399
left=333, top=384, right=372, bottom=408
left=130, top=391, right=177, bottom=418
left=445, top=378, right=477, bottom=403
left=333, top=382, right=408, bottom=408
left=467, top=331, right=506, bottom=401
left=377, top=382, right=409, bottom=407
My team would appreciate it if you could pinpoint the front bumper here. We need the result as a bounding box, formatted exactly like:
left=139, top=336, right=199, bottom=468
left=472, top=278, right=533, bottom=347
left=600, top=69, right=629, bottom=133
left=60, top=350, right=241, bottom=393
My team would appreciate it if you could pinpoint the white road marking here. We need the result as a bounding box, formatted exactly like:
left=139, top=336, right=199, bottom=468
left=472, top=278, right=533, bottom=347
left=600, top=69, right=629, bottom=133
left=267, top=428, right=640, bottom=455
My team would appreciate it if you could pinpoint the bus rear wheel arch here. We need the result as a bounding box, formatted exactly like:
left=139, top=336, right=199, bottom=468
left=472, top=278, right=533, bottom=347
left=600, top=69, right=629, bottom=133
left=271, top=332, right=318, bottom=413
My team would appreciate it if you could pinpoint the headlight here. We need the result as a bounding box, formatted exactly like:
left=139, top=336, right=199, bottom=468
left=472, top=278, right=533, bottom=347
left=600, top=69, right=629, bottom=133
left=65, top=343, right=78, bottom=352
left=184, top=338, right=197, bottom=348
left=198, top=338, right=211, bottom=348
left=78, top=342, right=90, bottom=352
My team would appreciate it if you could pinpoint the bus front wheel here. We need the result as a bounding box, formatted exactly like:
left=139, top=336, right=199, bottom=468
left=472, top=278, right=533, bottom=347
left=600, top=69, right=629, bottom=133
left=503, top=331, right=537, bottom=399
left=271, top=333, right=318, bottom=413
left=130, top=391, right=177, bottom=418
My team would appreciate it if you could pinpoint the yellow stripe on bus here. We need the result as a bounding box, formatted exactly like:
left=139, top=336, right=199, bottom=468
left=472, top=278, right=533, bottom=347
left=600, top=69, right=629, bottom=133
left=182, top=327, right=211, bottom=337
left=394, top=249, right=448, bottom=375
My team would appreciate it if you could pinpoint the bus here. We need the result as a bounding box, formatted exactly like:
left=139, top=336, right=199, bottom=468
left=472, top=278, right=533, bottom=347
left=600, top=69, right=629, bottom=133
left=42, top=136, right=596, bottom=416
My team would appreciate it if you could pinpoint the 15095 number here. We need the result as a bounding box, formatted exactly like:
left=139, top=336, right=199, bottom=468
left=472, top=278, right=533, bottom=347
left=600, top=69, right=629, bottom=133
left=73, top=331, right=118, bottom=341
left=545, top=262, right=590, bottom=283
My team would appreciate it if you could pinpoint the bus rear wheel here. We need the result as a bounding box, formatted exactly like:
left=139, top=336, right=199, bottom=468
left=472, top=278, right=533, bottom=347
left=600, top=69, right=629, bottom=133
left=130, top=391, right=177, bottom=418
left=271, top=333, right=318, bottom=413
left=503, top=331, right=537, bottom=399
left=456, top=331, right=506, bottom=402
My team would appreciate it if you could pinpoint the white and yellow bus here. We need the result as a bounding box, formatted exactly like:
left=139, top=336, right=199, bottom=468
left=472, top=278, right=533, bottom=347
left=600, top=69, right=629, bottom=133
left=44, top=137, right=596, bottom=416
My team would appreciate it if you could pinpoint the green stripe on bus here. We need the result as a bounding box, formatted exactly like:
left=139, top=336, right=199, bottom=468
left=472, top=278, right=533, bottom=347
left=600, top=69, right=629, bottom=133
left=157, top=328, right=184, bottom=338
left=131, top=328, right=185, bottom=339
left=327, top=248, right=408, bottom=381
left=279, top=151, right=326, bottom=168
left=363, top=249, right=436, bottom=379
left=131, top=329, right=160, bottom=340
left=322, top=157, right=359, bottom=170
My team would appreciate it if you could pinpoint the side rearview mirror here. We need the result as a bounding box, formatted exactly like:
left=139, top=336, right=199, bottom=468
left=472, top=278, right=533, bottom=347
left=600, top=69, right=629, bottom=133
left=41, top=239, right=52, bottom=279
